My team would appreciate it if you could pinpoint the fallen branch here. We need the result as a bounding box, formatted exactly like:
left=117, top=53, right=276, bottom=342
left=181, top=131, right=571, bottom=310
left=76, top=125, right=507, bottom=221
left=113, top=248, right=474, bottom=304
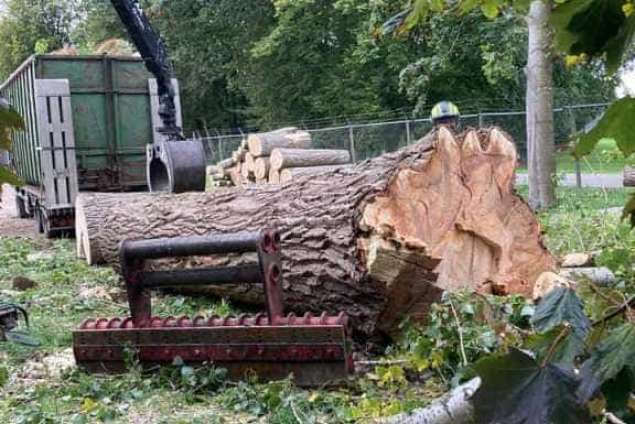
left=592, top=296, right=635, bottom=327
left=376, top=377, right=481, bottom=424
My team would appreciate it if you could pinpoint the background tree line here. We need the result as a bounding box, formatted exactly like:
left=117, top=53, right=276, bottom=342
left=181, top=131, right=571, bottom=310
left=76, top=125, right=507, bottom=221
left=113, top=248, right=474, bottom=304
left=0, top=0, right=615, bottom=133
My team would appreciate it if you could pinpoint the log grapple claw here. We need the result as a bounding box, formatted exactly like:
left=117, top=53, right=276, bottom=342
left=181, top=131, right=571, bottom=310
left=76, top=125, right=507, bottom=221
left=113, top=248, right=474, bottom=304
left=73, top=229, right=353, bottom=386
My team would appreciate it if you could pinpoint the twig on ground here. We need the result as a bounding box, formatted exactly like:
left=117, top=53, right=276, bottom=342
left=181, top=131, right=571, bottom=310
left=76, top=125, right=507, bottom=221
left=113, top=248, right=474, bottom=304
left=604, top=411, right=627, bottom=424
left=448, top=297, right=468, bottom=367
left=592, top=296, right=635, bottom=327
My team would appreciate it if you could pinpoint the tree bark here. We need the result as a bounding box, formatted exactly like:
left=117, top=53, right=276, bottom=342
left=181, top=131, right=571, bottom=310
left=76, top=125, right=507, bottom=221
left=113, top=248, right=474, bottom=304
left=526, top=0, right=556, bottom=209
left=279, top=165, right=351, bottom=183
left=270, top=149, right=351, bottom=171
left=624, top=166, right=634, bottom=187
left=76, top=128, right=555, bottom=338
left=248, top=128, right=312, bottom=157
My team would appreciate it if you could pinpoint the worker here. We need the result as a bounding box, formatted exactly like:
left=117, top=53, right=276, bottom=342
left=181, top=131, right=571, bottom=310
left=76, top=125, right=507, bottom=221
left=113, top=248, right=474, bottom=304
left=430, top=101, right=460, bottom=129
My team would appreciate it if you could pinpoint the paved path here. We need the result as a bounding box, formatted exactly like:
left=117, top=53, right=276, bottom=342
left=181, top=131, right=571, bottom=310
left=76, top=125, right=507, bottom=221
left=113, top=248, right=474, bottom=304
left=516, top=173, right=623, bottom=188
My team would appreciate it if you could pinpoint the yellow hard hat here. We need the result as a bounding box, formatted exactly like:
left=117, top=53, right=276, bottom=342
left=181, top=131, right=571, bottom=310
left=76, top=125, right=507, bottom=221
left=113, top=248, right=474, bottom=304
left=430, top=101, right=460, bottom=122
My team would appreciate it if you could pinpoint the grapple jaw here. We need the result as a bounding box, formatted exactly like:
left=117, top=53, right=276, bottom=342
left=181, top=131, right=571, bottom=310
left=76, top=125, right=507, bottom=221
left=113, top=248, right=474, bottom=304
left=73, top=230, right=353, bottom=386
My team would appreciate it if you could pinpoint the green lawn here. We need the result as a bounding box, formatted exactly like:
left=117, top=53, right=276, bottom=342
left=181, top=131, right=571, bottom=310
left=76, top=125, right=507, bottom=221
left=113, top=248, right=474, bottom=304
left=517, top=138, right=634, bottom=174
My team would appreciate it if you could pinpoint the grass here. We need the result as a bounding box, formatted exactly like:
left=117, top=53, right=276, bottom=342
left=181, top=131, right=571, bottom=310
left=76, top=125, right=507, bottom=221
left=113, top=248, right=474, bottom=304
left=0, top=187, right=633, bottom=423
left=517, top=138, right=635, bottom=174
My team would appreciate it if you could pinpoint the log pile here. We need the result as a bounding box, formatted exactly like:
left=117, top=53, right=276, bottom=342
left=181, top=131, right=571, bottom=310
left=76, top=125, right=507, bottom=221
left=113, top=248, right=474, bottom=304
left=208, top=127, right=352, bottom=187
left=76, top=128, right=556, bottom=339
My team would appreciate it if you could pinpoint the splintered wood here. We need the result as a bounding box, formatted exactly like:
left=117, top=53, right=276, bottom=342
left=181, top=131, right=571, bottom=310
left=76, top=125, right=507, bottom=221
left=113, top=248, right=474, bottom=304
left=77, top=128, right=555, bottom=338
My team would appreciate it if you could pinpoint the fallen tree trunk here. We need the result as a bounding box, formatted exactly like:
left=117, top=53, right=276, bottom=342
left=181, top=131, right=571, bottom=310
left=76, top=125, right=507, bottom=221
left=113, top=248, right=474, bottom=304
left=270, top=148, right=350, bottom=171
left=76, top=128, right=555, bottom=337
left=279, top=165, right=350, bottom=184
left=248, top=128, right=312, bottom=157
left=624, top=166, right=634, bottom=187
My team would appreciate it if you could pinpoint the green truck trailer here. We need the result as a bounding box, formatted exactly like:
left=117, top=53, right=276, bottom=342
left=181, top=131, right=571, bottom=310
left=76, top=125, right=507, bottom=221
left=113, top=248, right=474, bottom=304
left=0, top=54, right=182, bottom=236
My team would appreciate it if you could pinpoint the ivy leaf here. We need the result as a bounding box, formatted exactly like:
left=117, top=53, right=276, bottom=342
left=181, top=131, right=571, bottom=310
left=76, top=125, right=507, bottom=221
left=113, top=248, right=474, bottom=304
left=526, top=324, right=587, bottom=365
left=575, top=97, right=635, bottom=158
left=480, top=0, right=503, bottom=19
left=578, top=323, right=635, bottom=402
left=531, top=287, right=591, bottom=337
left=472, top=349, right=591, bottom=424
left=0, top=166, right=21, bottom=186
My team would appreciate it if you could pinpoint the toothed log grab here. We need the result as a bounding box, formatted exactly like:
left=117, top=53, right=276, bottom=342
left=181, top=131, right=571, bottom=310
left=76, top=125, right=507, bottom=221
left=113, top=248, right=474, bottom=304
left=76, top=128, right=555, bottom=337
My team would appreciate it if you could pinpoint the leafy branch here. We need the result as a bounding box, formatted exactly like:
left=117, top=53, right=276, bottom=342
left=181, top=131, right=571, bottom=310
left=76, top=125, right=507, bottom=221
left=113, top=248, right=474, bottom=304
left=0, top=96, right=24, bottom=186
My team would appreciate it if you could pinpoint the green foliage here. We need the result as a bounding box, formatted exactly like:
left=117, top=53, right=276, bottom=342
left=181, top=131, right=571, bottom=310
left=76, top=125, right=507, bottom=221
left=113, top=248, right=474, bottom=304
left=551, top=0, right=635, bottom=74
left=0, top=0, right=77, bottom=80
left=578, top=323, right=635, bottom=403
left=0, top=97, right=24, bottom=186
left=575, top=97, right=635, bottom=158
left=472, top=349, right=591, bottom=423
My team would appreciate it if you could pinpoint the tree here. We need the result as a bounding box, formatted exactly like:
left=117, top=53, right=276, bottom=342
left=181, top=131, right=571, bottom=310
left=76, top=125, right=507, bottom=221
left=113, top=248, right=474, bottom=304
left=0, top=0, right=78, bottom=80
left=0, top=97, right=24, bottom=185
left=526, top=0, right=555, bottom=209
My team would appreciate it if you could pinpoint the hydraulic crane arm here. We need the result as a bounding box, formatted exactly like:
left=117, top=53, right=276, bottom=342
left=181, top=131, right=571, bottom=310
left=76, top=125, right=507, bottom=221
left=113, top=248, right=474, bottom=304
left=110, top=0, right=183, bottom=140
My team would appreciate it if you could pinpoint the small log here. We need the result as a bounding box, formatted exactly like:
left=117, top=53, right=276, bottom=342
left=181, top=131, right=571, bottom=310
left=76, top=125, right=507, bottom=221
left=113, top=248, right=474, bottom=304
left=279, top=165, right=349, bottom=184
left=624, top=166, right=635, bottom=187
left=248, top=128, right=312, bottom=157
left=270, top=148, right=350, bottom=171
left=244, top=153, right=256, bottom=173
left=240, top=160, right=251, bottom=180
left=254, top=157, right=270, bottom=180
left=268, top=168, right=280, bottom=184
left=560, top=267, right=616, bottom=286
left=560, top=252, right=594, bottom=268
left=377, top=378, right=481, bottom=424
left=232, top=149, right=246, bottom=163
left=218, top=158, right=235, bottom=170
left=227, top=166, right=242, bottom=187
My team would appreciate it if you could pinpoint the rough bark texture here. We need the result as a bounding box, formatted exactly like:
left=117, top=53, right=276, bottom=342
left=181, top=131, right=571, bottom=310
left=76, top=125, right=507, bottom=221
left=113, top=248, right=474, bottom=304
left=279, top=165, right=350, bottom=183
left=248, top=128, right=312, bottom=157
left=76, top=128, right=555, bottom=338
left=624, top=166, right=634, bottom=187
left=270, top=148, right=351, bottom=171
left=526, top=0, right=556, bottom=209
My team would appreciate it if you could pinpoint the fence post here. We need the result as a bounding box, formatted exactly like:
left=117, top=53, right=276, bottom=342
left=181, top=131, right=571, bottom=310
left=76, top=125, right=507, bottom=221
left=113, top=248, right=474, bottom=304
left=566, top=106, right=582, bottom=188
left=478, top=112, right=484, bottom=127
left=348, top=124, right=357, bottom=163
left=405, top=117, right=412, bottom=145
left=215, top=130, right=224, bottom=160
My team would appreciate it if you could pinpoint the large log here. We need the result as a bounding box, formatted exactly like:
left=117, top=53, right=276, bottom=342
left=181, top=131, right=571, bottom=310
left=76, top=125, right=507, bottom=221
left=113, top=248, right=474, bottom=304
left=279, top=165, right=350, bottom=184
left=76, top=128, right=555, bottom=338
left=270, top=148, right=350, bottom=171
left=248, top=128, right=312, bottom=157
left=624, top=166, right=634, bottom=187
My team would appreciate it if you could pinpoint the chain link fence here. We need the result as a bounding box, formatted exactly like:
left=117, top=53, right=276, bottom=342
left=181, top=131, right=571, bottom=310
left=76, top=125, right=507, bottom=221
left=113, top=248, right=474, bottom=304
left=196, top=103, right=609, bottom=174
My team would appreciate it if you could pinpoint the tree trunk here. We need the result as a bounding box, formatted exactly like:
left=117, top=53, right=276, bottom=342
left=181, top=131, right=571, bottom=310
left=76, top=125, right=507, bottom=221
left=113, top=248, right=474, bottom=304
left=76, top=128, right=555, bottom=338
left=270, top=149, right=351, bottom=171
left=624, top=166, right=634, bottom=187
left=526, top=0, right=556, bottom=209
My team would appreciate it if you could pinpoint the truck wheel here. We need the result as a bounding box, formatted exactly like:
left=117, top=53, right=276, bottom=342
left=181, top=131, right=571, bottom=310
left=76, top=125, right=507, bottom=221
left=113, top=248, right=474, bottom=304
left=15, top=195, right=27, bottom=219
left=34, top=208, right=44, bottom=234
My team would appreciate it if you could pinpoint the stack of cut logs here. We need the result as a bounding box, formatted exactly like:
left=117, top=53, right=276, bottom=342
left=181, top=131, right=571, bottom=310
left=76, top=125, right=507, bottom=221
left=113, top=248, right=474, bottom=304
left=208, top=127, right=352, bottom=187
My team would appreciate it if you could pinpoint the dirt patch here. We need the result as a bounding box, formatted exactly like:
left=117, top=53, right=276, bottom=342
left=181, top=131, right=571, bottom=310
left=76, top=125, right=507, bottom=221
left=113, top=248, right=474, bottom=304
left=0, top=204, right=40, bottom=239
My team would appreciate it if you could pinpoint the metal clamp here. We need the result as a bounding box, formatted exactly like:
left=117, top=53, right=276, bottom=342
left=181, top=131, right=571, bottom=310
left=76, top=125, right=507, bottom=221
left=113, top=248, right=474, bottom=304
left=119, top=229, right=283, bottom=327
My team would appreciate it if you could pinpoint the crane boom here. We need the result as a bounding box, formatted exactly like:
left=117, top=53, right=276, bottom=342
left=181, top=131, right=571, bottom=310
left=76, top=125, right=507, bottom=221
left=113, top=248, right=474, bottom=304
left=110, top=0, right=182, bottom=140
